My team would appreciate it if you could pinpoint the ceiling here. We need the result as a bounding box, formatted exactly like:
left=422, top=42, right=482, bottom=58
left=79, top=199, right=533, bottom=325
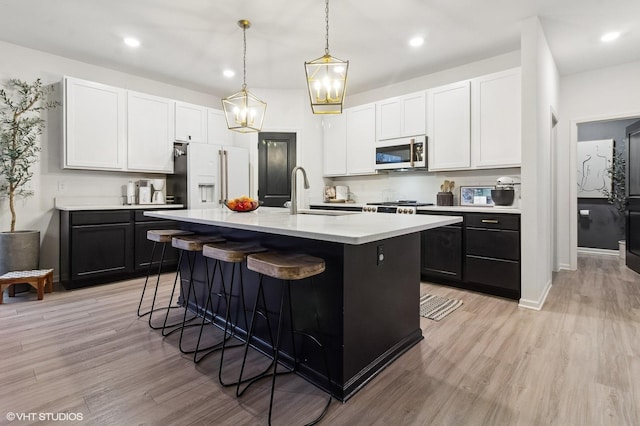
left=0, top=0, right=638, bottom=97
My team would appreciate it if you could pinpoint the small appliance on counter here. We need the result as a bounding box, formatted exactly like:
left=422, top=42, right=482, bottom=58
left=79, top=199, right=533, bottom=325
left=491, top=176, right=521, bottom=207
left=126, top=181, right=136, bottom=205
left=137, top=179, right=152, bottom=204
left=150, top=179, right=165, bottom=204
left=323, top=185, right=352, bottom=203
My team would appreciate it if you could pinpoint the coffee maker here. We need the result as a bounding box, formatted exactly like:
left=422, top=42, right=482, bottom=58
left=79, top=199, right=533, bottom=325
left=150, top=179, right=165, bottom=204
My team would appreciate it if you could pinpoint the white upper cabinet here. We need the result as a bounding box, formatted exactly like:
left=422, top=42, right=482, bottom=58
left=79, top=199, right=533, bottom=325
left=427, top=80, right=471, bottom=171
left=64, top=77, right=126, bottom=170
left=175, top=101, right=207, bottom=143
left=471, top=68, right=521, bottom=168
left=127, top=91, right=175, bottom=173
left=322, top=114, right=347, bottom=176
left=207, top=108, right=233, bottom=146
left=376, top=91, right=426, bottom=141
left=346, top=103, right=376, bottom=175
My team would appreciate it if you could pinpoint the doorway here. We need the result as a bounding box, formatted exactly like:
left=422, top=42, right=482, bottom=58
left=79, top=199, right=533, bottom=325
left=257, top=132, right=297, bottom=207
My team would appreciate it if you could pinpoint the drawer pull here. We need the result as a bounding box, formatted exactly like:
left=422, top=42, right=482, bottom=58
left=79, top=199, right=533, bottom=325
left=481, top=219, right=499, bottom=224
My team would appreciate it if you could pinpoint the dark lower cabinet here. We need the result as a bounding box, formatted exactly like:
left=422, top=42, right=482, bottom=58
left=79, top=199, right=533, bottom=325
left=70, top=222, right=134, bottom=279
left=134, top=214, right=181, bottom=272
left=60, top=209, right=180, bottom=289
left=421, top=225, right=462, bottom=280
left=419, top=211, right=521, bottom=300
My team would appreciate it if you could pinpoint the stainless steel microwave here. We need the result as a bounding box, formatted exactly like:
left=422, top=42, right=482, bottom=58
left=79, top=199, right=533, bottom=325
left=375, top=135, right=426, bottom=170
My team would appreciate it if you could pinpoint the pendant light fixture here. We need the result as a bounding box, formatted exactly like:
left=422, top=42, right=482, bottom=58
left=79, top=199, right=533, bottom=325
left=304, top=0, right=349, bottom=114
left=222, top=20, right=266, bottom=132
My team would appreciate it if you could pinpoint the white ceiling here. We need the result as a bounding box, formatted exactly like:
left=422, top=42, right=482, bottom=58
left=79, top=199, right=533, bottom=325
left=0, top=0, right=638, bottom=97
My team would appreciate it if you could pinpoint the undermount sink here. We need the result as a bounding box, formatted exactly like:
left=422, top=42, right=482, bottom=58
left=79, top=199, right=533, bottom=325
left=296, top=209, right=360, bottom=216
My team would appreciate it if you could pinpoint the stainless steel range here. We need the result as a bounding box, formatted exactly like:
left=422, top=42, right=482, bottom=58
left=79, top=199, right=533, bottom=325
left=362, top=201, right=434, bottom=214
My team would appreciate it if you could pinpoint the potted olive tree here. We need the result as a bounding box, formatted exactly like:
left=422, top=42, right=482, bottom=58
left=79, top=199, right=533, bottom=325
left=602, top=150, right=627, bottom=259
left=0, top=78, right=58, bottom=275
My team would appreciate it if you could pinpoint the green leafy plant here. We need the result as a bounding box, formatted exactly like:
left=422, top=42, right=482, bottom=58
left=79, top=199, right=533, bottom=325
left=0, top=79, right=59, bottom=232
left=602, top=150, right=627, bottom=215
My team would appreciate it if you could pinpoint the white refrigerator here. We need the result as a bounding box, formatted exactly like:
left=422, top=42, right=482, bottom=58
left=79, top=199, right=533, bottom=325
left=167, top=142, right=250, bottom=208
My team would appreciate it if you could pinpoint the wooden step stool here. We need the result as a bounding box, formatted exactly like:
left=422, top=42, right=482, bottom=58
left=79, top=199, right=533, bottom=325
left=0, top=269, right=54, bottom=304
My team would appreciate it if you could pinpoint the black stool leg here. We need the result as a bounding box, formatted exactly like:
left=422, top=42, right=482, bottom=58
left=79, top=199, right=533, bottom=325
left=218, top=262, right=252, bottom=386
left=236, top=275, right=279, bottom=397
left=270, top=279, right=332, bottom=426
left=137, top=240, right=158, bottom=317
left=161, top=249, right=200, bottom=337
left=177, top=251, right=206, bottom=354
left=193, top=258, right=235, bottom=363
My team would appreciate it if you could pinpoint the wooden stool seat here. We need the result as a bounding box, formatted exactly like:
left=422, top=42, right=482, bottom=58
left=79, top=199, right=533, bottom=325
left=203, top=241, right=267, bottom=263
left=172, top=234, right=225, bottom=252
left=0, top=269, right=54, bottom=304
left=147, top=229, right=193, bottom=243
left=247, top=252, right=325, bottom=281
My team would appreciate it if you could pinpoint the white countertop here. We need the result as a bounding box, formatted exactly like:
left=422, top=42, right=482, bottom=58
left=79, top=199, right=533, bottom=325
left=145, top=207, right=463, bottom=245
left=56, top=204, right=184, bottom=211
left=310, top=203, right=520, bottom=214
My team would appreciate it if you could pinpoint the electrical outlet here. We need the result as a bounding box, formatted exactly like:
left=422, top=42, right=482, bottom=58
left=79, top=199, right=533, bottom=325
left=377, top=244, right=384, bottom=266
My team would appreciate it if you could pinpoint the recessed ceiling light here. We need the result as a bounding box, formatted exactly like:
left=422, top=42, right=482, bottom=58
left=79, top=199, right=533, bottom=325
left=124, top=37, right=141, bottom=48
left=601, top=31, right=620, bottom=42
left=409, top=37, right=424, bottom=47
left=223, top=69, right=235, bottom=78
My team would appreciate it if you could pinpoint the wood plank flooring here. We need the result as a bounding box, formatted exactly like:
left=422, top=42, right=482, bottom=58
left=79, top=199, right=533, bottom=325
left=1, top=254, right=639, bottom=425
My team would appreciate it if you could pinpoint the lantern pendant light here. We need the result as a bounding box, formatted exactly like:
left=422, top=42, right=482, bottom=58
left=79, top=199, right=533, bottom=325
left=304, top=0, right=349, bottom=114
left=222, top=20, right=266, bottom=132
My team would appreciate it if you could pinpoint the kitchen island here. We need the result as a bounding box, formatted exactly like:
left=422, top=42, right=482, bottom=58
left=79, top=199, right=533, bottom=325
left=146, top=207, right=461, bottom=401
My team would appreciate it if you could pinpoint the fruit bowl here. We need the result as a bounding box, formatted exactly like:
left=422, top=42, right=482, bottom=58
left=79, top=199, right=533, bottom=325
left=224, top=196, right=260, bottom=212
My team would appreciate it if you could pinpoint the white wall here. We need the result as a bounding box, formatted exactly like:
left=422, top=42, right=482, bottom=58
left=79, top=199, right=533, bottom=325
left=558, top=60, right=640, bottom=270
left=0, top=40, right=221, bottom=277
left=233, top=88, right=324, bottom=208
left=519, top=17, right=559, bottom=309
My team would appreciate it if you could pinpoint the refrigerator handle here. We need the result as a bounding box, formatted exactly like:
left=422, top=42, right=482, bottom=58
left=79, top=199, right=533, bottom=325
left=224, top=150, right=229, bottom=203
left=218, top=150, right=224, bottom=204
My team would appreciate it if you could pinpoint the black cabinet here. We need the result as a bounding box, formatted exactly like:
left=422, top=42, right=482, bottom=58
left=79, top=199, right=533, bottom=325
left=418, top=210, right=521, bottom=300
left=60, top=209, right=180, bottom=289
left=465, top=213, right=521, bottom=299
left=421, top=225, right=462, bottom=280
left=133, top=212, right=181, bottom=272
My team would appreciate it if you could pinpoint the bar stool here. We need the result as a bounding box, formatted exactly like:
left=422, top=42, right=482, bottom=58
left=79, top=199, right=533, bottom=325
left=162, top=234, right=225, bottom=355
left=194, top=241, right=267, bottom=376
left=137, top=229, right=193, bottom=330
left=240, top=251, right=332, bottom=426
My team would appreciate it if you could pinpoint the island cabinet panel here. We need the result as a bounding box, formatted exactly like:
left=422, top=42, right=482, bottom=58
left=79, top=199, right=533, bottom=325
left=175, top=223, right=424, bottom=402
left=60, top=209, right=179, bottom=289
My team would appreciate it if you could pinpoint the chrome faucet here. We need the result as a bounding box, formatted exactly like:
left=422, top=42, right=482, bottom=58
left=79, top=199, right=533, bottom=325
left=290, top=166, right=310, bottom=214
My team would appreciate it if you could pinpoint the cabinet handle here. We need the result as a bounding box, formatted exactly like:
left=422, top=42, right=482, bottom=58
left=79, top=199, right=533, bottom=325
left=481, top=219, right=499, bottom=224
left=223, top=150, right=229, bottom=203
left=410, top=138, right=415, bottom=167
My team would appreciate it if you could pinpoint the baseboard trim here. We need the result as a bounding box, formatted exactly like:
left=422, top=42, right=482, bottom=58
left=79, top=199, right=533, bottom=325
left=518, top=279, right=552, bottom=311
left=577, top=247, right=618, bottom=257
left=557, top=262, right=572, bottom=271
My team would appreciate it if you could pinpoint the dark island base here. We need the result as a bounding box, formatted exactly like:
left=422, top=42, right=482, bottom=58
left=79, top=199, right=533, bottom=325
left=177, top=223, right=423, bottom=401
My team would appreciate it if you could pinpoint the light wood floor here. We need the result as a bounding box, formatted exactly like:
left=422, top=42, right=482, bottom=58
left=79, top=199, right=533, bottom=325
left=1, top=254, right=639, bottom=425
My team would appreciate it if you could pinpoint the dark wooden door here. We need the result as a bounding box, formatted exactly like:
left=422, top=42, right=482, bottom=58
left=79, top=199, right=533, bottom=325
left=258, top=132, right=296, bottom=207
left=625, top=119, right=640, bottom=273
